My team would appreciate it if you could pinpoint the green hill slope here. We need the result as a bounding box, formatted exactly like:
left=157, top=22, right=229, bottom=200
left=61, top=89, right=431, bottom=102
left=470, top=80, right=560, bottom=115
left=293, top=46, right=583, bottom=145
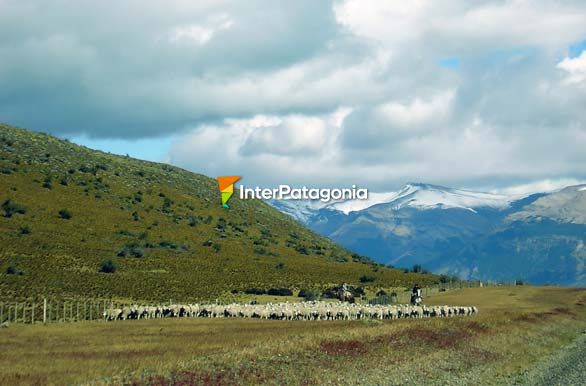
left=0, top=123, right=436, bottom=301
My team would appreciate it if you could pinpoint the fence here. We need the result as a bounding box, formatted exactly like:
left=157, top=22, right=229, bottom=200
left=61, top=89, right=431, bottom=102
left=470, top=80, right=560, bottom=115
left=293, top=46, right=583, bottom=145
left=0, top=298, right=129, bottom=324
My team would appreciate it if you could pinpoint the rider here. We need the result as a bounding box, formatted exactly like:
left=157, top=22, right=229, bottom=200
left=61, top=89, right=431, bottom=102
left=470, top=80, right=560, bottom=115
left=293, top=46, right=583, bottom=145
left=411, top=283, right=422, bottom=304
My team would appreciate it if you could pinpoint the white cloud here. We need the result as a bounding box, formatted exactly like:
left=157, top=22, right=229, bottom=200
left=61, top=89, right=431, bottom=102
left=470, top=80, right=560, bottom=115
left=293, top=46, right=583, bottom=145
left=378, top=91, right=454, bottom=129
left=490, top=178, right=586, bottom=196
left=557, top=51, right=586, bottom=84
left=166, top=14, right=233, bottom=45
left=241, top=115, right=329, bottom=156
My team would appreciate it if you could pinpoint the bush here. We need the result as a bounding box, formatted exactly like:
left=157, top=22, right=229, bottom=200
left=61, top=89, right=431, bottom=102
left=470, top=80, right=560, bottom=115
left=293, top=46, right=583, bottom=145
left=439, top=274, right=451, bottom=283
left=0, top=166, right=14, bottom=174
left=298, top=289, right=320, bottom=301
left=352, top=287, right=366, bottom=296
left=275, top=262, right=286, bottom=270
left=2, top=199, right=26, bottom=218
left=6, top=265, right=24, bottom=275
left=359, top=275, right=376, bottom=283
left=99, top=259, right=116, bottom=273
left=18, top=225, right=31, bottom=235
left=267, top=288, right=293, bottom=296
left=244, top=288, right=266, bottom=295
left=58, top=209, right=72, bottom=219
left=159, top=240, right=178, bottom=249
left=295, top=245, right=309, bottom=255
left=129, top=247, right=144, bottom=258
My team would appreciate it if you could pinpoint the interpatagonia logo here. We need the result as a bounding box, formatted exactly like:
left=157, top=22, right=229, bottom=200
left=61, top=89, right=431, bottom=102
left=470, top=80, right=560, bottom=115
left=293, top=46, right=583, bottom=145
left=217, top=176, right=241, bottom=208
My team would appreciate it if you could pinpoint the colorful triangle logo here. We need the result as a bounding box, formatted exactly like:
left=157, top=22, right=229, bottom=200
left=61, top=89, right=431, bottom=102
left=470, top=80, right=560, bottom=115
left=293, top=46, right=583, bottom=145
left=217, top=176, right=240, bottom=208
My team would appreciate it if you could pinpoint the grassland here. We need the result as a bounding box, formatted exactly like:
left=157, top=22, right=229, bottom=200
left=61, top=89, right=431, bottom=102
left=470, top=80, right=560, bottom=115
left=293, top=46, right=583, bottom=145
left=0, top=286, right=584, bottom=385
left=0, top=123, right=436, bottom=302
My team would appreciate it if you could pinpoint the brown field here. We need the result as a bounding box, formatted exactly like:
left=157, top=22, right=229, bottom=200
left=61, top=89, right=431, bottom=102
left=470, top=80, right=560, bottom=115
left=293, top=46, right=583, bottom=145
left=0, top=285, right=585, bottom=385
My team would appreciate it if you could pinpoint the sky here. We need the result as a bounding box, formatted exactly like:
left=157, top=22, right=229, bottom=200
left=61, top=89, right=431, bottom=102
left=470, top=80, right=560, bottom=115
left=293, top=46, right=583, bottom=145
left=1, top=0, right=585, bottom=194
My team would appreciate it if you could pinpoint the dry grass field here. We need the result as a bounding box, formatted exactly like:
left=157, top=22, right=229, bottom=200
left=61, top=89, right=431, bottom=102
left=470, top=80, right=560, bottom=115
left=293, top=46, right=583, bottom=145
left=0, top=285, right=585, bottom=385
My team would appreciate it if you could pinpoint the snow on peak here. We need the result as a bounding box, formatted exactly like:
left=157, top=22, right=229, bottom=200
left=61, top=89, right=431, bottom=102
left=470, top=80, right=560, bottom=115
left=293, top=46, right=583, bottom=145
left=385, top=182, right=517, bottom=211
left=269, top=182, right=529, bottom=221
left=329, top=182, right=520, bottom=214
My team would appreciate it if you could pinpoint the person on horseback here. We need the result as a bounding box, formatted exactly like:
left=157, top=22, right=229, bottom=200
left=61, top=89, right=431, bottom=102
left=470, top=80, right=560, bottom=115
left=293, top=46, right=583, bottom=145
left=411, top=283, right=422, bottom=305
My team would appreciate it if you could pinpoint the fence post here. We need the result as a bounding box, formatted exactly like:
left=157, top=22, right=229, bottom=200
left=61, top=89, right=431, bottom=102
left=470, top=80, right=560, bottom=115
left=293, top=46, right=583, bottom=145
left=32, top=302, right=35, bottom=324
left=15, top=302, right=18, bottom=323
left=0, top=302, right=3, bottom=322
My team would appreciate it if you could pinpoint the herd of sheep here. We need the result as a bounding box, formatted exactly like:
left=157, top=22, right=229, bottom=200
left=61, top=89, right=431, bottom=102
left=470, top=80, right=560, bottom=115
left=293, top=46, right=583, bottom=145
left=103, top=301, right=478, bottom=321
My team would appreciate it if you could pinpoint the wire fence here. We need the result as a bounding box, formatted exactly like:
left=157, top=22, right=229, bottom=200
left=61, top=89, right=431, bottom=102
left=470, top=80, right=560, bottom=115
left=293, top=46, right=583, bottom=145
left=0, top=297, right=179, bottom=324
left=0, top=299, right=103, bottom=324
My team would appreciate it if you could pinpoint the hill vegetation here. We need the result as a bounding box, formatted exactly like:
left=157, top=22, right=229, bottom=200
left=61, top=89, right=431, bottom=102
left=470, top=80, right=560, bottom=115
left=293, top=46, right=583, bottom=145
left=0, top=123, right=436, bottom=301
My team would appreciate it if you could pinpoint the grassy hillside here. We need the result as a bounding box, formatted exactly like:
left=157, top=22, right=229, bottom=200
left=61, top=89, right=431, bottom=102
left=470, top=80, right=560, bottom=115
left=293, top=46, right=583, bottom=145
left=0, top=123, right=436, bottom=301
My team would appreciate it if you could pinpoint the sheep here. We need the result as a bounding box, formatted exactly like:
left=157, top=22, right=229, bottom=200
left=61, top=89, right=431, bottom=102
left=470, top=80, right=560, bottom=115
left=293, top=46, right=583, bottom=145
left=103, top=301, right=478, bottom=323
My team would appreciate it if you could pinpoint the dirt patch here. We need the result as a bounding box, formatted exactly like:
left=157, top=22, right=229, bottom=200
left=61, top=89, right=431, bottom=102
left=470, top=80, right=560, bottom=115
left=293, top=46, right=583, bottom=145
left=319, top=339, right=370, bottom=357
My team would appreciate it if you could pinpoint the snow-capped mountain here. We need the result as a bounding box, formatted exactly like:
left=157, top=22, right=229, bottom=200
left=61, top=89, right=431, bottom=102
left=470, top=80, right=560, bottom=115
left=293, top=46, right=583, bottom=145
left=342, top=182, right=520, bottom=212
left=270, top=182, right=525, bottom=223
left=268, top=183, right=586, bottom=286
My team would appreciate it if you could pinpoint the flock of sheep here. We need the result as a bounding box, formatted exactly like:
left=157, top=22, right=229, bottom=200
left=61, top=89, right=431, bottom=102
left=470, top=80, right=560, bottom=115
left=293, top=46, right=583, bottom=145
left=103, top=301, right=478, bottom=321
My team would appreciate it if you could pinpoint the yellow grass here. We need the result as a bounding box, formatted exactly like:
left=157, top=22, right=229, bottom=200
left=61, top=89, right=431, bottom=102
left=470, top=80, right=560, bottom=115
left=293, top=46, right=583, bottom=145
left=0, top=285, right=585, bottom=385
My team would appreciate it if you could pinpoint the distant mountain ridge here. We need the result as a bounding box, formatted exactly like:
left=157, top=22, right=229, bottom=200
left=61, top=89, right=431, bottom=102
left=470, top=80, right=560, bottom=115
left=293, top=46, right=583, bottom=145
left=269, top=183, right=586, bottom=286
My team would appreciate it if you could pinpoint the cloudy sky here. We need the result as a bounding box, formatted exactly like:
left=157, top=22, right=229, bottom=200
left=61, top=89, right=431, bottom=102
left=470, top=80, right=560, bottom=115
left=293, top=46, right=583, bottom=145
left=1, top=0, right=585, bottom=193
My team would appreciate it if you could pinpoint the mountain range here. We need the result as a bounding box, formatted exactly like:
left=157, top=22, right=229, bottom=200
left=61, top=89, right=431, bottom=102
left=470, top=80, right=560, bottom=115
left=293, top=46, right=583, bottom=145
left=270, top=183, right=586, bottom=286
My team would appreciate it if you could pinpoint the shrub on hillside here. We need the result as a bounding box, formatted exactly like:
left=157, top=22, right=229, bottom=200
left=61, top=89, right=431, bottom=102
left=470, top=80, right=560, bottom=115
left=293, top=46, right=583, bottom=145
left=267, top=288, right=293, bottom=296
left=99, top=259, right=117, bottom=273
left=2, top=199, right=26, bottom=218
left=244, top=288, right=266, bottom=295
left=6, top=265, right=24, bottom=275
left=18, top=225, right=31, bottom=235
left=359, top=275, right=376, bottom=283
left=58, top=209, right=72, bottom=219
left=298, top=289, right=320, bottom=301
left=352, top=286, right=366, bottom=296
left=275, top=262, right=286, bottom=270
